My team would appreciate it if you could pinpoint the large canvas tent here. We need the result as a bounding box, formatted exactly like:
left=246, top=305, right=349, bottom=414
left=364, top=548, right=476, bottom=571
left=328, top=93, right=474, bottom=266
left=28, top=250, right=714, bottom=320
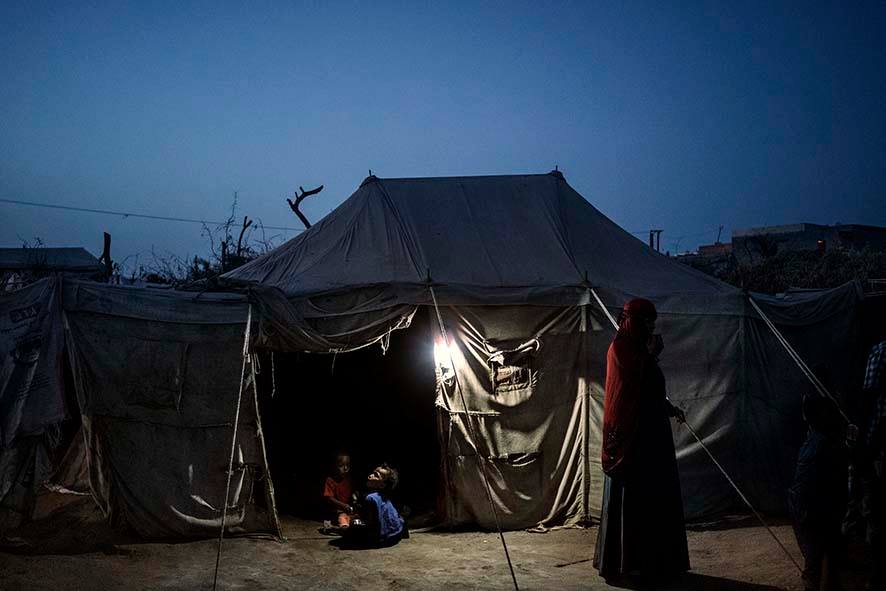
left=221, top=172, right=863, bottom=527
left=0, top=172, right=864, bottom=537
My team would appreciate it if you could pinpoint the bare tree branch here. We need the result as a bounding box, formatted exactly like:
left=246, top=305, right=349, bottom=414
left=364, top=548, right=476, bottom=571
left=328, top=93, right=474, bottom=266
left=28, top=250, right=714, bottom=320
left=236, top=216, right=253, bottom=257
left=286, top=184, right=324, bottom=229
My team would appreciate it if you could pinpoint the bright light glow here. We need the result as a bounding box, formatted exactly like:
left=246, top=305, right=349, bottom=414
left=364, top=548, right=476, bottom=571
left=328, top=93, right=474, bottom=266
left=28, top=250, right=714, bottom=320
left=434, top=339, right=455, bottom=370
left=434, top=338, right=457, bottom=383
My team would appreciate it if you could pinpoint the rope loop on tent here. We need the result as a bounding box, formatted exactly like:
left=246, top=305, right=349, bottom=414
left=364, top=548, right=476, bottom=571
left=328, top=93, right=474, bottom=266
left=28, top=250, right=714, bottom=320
left=427, top=284, right=520, bottom=591
left=747, top=296, right=852, bottom=424
left=380, top=326, right=393, bottom=355
left=212, top=304, right=252, bottom=591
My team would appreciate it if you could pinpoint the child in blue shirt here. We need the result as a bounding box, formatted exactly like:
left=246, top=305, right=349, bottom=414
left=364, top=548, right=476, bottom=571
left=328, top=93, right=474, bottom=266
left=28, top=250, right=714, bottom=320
left=342, top=463, right=405, bottom=548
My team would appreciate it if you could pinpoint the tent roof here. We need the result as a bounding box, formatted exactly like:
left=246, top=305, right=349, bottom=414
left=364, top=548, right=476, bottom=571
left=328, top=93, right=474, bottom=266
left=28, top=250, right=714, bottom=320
left=223, top=172, right=737, bottom=306
left=0, top=247, right=102, bottom=273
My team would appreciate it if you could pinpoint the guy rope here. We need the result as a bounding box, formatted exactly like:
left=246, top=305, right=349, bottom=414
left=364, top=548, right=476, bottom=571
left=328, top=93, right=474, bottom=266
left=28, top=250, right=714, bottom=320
left=428, top=281, right=521, bottom=591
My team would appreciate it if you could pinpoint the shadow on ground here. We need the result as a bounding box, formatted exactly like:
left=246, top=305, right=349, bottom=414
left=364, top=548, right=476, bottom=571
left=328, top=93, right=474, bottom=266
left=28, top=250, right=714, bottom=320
left=603, top=572, right=789, bottom=591
left=0, top=495, right=134, bottom=556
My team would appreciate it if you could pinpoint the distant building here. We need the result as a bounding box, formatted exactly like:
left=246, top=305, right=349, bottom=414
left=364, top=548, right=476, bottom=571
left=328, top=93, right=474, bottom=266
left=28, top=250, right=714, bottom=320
left=731, top=223, right=886, bottom=262
left=0, top=247, right=103, bottom=291
left=697, top=241, right=733, bottom=258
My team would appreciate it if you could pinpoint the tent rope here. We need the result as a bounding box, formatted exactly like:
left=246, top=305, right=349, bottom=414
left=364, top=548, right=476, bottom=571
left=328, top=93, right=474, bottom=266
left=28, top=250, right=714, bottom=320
left=270, top=352, right=277, bottom=399
left=212, top=304, right=252, bottom=591
left=590, top=291, right=802, bottom=575
left=428, top=285, right=520, bottom=591
left=747, top=296, right=851, bottom=424
left=681, top=421, right=804, bottom=575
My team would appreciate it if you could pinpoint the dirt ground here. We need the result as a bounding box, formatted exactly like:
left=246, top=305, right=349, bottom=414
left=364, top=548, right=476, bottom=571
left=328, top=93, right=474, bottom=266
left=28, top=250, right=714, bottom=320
left=0, top=495, right=873, bottom=591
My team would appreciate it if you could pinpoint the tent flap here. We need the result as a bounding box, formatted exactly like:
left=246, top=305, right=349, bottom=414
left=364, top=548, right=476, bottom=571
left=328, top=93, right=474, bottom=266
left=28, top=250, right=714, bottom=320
left=437, top=306, right=595, bottom=529
left=63, top=283, right=275, bottom=537
left=0, top=276, right=68, bottom=531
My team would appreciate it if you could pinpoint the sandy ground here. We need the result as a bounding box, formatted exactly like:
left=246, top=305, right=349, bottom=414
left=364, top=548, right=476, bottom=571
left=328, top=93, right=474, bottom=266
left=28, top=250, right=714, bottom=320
left=0, top=496, right=872, bottom=591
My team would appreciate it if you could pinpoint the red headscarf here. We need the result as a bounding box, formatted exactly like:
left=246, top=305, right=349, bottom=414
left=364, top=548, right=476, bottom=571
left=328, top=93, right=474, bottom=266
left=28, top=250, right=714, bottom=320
left=601, top=298, right=656, bottom=474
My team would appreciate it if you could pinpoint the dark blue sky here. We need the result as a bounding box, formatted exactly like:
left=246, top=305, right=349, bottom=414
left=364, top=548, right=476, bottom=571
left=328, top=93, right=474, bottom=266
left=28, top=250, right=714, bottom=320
left=2, top=1, right=884, bottom=273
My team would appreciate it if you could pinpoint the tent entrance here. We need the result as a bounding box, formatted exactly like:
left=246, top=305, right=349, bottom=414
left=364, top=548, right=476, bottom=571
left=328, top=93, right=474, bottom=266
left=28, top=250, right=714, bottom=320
left=258, top=311, right=440, bottom=524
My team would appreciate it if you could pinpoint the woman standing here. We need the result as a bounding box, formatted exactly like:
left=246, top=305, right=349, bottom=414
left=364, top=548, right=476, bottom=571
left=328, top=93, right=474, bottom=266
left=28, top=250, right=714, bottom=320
left=593, top=298, right=690, bottom=584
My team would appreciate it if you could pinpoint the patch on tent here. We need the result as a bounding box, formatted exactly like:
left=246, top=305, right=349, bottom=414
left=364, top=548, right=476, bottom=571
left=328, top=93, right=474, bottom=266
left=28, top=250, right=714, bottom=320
left=117, top=339, right=188, bottom=410
left=487, top=340, right=538, bottom=407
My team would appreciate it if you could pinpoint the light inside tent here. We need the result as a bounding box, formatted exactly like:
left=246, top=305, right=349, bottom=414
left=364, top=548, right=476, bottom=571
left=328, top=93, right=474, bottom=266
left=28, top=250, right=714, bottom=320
left=433, top=338, right=457, bottom=382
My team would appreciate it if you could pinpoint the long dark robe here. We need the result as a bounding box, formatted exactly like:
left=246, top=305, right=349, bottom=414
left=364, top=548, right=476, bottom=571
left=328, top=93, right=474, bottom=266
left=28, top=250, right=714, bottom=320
left=593, top=323, right=689, bottom=579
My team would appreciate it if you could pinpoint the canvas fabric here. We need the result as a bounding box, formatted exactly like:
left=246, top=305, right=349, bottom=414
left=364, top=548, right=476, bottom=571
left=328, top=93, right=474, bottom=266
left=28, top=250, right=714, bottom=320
left=0, top=276, right=68, bottom=531
left=62, top=282, right=278, bottom=538
left=223, top=173, right=736, bottom=307
left=0, top=276, right=67, bottom=446
left=434, top=305, right=596, bottom=528
left=427, top=282, right=861, bottom=525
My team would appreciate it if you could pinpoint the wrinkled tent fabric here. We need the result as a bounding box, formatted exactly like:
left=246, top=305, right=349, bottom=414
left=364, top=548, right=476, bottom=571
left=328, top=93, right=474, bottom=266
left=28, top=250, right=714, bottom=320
left=249, top=285, right=417, bottom=352
left=735, top=283, right=863, bottom=514
left=0, top=276, right=68, bottom=530
left=222, top=172, right=862, bottom=526
left=224, top=173, right=735, bottom=307
left=436, top=305, right=605, bottom=529
left=61, top=281, right=278, bottom=538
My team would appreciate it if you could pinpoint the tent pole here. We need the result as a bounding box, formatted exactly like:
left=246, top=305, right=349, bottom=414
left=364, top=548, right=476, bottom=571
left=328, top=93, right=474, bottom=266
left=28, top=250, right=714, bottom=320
left=212, top=304, right=252, bottom=591
left=747, top=296, right=851, bottom=423
left=589, top=288, right=618, bottom=330
left=580, top=303, right=591, bottom=525
left=249, top=352, right=284, bottom=541
left=586, top=288, right=619, bottom=529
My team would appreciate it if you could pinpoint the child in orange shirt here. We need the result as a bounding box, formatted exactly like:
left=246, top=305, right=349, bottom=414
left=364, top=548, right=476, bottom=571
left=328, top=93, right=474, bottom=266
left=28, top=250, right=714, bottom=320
left=323, top=453, right=354, bottom=529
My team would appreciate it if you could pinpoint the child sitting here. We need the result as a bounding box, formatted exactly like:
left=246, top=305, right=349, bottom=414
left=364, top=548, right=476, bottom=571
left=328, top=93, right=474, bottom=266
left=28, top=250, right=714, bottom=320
left=342, top=463, right=405, bottom=548
left=322, top=453, right=354, bottom=530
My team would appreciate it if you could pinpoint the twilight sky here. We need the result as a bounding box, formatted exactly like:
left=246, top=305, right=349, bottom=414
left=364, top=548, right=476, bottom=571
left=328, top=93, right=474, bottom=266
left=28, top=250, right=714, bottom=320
left=2, top=1, right=885, bottom=274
